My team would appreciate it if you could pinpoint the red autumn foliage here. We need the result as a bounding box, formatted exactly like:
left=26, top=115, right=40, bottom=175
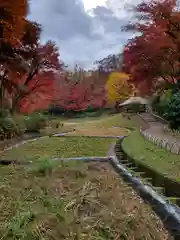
left=122, top=0, right=180, bottom=94
left=54, top=73, right=106, bottom=112
left=0, top=0, right=28, bottom=44
left=19, top=71, right=56, bottom=113
left=0, top=0, right=107, bottom=114
left=0, top=18, right=64, bottom=113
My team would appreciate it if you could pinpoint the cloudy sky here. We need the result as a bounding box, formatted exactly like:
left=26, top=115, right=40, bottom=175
left=28, top=0, right=140, bottom=69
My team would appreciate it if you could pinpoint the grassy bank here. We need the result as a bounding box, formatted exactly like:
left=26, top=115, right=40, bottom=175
left=0, top=137, right=114, bottom=162
left=0, top=113, right=138, bottom=162
left=0, top=160, right=167, bottom=239
left=122, top=130, right=180, bottom=180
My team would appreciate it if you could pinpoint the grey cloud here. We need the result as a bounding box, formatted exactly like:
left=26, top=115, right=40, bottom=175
left=29, top=0, right=98, bottom=40
left=28, top=0, right=138, bottom=68
left=92, top=4, right=137, bottom=34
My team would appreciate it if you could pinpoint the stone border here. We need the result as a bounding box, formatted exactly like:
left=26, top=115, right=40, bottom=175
left=110, top=138, right=180, bottom=238
left=140, top=127, right=180, bottom=155
left=119, top=136, right=180, bottom=202
left=164, top=126, right=180, bottom=137
left=53, top=134, right=122, bottom=139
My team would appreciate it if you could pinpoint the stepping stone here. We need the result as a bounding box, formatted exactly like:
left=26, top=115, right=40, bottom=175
left=156, top=139, right=161, bottom=147
left=171, top=143, right=180, bottom=155
left=161, top=140, right=168, bottom=148
left=166, top=143, right=172, bottom=151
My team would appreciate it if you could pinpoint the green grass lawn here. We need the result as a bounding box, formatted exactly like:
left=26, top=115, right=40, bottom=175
left=0, top=136, right=115, bottom=162
left=0, top=113, right=138, bottom=163
left=122, top=130, right=180, bottom=180
left=0, top=160, right=167, bottom=239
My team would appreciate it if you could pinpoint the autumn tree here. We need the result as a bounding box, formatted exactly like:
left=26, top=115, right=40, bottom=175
left=0, top=0, right=66, bottom=113
left=95, top=54, right=122, bottom=73
left=19, top=71, right=57, bottom=113
left=105, top=72, right=133, bottom=104
left=0, top=0, right=28, bottom=44
left=70, top=64, right=86, bottom=82
left=122, top=0, right=180, bottom=94
left=0, top=19, right=64, bottom=113
left=12, top=39, right=63, bottom=112
left=53, top=69, right=106, bottom=112
left=0, top=0, right=29, bottom=107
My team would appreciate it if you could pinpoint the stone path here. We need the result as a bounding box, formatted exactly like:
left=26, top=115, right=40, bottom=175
left=140, top=113, right=180, bottom=154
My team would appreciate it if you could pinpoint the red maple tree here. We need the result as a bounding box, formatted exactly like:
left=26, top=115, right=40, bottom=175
left=53, top=71, right=106, bottom=112
left=122, top=0, right=180, bottom=94
left=0, top=19, right=64, bottom=113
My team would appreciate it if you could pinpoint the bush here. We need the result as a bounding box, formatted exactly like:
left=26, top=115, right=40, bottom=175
left=31, top=157, right=59, bottom=176
left=164, top=93, right=180, bottom=130
left=0, top=109, right=10, bottom=118
left=13, top=114, right=26, bottom=131
left=0, top=109, right=22, bottom=139
left=0, top=117, right=19, bottom=138
left=152, top=90, right=172, bottom=117
left=24, top=112, right=47, bottom=133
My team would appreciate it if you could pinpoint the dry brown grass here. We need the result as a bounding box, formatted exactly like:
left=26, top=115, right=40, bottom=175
left=0, top=160, right=168, bottom=239
left=67, top=126, right=129, bottom=137
left=64, top=114, right=132, bottom=137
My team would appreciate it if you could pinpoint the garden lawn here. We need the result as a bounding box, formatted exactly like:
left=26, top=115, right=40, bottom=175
left=65, top=113, right=138, bottom=137
left=0, top=113, right=138, bottom=162
left=122, top=130, right=180, bottom=180
left=63, top=113, right=138, bottom=129
left=0, top=160, right=167, bottom=239
left=0, top=137, right=114, bottom=162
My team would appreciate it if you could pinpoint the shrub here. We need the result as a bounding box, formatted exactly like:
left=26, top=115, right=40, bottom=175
left=13, top=114, right=26, bottom=132
left=0, top=109, right=22, bottom=139
left=164, top=92, right=180, bottom=130
left=24, top=112, right=47, bottom=133
left=30, top=157, right=59, bottom=176
left=151, top=95, right=160, bottom=112
left=0, top=109, right=10, bottom=118
left=152, top=90, right=172, bottom=117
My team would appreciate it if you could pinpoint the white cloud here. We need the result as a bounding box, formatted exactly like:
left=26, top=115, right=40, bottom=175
left=83, top=0, right=107, bottom=11
left=28, top=0, right=140, bottom=69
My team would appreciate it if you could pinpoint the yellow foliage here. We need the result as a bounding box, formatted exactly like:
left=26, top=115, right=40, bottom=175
left=105, top=72, right=133, bottom=104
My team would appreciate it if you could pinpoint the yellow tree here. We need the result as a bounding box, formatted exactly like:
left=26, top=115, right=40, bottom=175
left=105, top=72, right=134, bottom=104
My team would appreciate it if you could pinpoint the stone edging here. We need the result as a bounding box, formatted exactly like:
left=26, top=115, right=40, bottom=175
left=110, top=138, right=180, bottom=237
left=119, top=137, right=180, bottom=202
left=140, top=127, right=180, bottom=155
left=164, top=125, right=180, bottom=137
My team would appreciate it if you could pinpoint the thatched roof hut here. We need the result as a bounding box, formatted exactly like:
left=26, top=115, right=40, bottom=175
left=119, top=97, right=149, bottom=107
